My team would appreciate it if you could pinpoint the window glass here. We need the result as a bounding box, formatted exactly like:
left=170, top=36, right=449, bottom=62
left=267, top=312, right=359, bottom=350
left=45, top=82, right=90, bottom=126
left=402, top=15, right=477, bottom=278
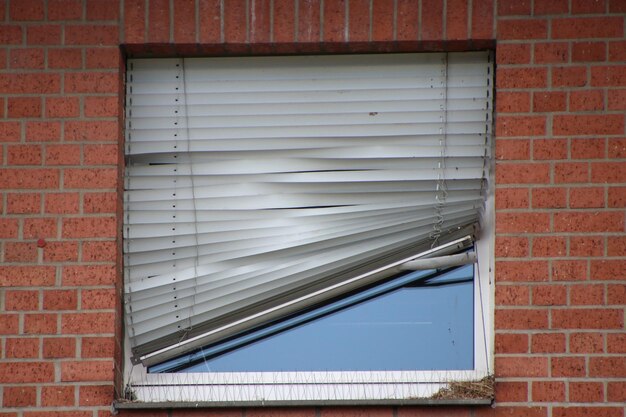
left=156, top=264, right=474, bottom=373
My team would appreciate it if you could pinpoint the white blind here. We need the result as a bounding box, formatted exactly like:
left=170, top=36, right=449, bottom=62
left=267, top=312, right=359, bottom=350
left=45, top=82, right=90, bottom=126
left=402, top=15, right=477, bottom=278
left=124, top=52, right=493, bottom=365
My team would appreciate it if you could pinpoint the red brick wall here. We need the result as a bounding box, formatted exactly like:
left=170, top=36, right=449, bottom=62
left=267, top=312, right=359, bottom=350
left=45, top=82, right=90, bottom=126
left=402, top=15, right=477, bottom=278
left=0, top=1, right=624, bottom=417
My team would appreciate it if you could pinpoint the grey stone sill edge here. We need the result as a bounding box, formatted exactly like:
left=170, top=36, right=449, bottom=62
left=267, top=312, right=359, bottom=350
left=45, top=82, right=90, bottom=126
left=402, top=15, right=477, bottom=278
left=113, top=398, right=493, bottom=409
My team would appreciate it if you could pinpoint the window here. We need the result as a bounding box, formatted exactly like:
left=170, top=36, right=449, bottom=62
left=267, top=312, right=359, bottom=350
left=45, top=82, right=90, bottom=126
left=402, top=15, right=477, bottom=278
left=122, top=52, right=493, bottom=404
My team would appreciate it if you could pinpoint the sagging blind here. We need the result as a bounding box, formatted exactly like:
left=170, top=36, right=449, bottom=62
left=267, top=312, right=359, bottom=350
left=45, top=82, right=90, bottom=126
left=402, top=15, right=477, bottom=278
left=125, top=52, right=493, bottom=365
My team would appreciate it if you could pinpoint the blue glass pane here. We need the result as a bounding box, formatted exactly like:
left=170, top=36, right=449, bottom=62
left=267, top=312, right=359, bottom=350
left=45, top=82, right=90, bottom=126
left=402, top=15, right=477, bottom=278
left=173, top=265, right=474, bottom=372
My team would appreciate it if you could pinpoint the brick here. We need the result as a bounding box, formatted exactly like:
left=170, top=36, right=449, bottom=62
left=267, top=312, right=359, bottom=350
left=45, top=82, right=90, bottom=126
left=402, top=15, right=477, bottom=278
left=8, top=97, right=41, bottom=118
left=45, top=144, right=81, bottom=166
left=7, top=193, right=41, bottom=214
left=5, top=290, right=39, bottom=310
left=572, top=138, right=606, bottom=159
left=66, top=24, right=119, bottom=45
left=48, top=48, right=83, bottom=69
left=471, top=0, right=494, bottom=39
left=533, top=139, right=567, bottom=160
left=222, top=0, right=245, bottom=42
left=554, top=162, right=589, bottom=183
left=496, top=213, right=550, bottom=234
left=7, top=145, right=41, bottom=165
left=84, top=192, right=117, bottom=213
left=44, top=290, right=78, bottom=310
left=495, top=357, right=548, bottom=377
left=148, top=0, right=170, bottom=42
left=86, top=47, right=121, bottom=69
left=552, top=17, right=623, bottom=39
left=534, top=42, right=569, bottom=64
left=297, top=0, right=321, bottom=42
left=608, top=236, right=626, bottom=256
left=5, top=242, right=38, bottom=262
left=495, top=381, right=527, bottom=402
left=43, top=241, right=80, bottom=262
left=65, top=121, right=119, bottom=141
left=609, top=138, right=626, bottom=157
left=592, top=162, right=626, bottom=182
left=46, top=97, right=80, bottom=118
left=27, top=24, right=62, bottom=44
left=531, top=333, right=566, bottom=353
left=0, top=315, right=19, bottom=334
left=495, top=284, right=529, bottom=305
left=41, top=385, right=75, bottom=407
left=498, top=0, right=531, bottom=15
left=570, top=236, right=604, bottom=257
left=572, top=0, right=606, bottom=13
left=10, top=48, right=45, bottom=69
left=552, top=66, right=588, bottom=87
left=3, top=386, right=37, bottom=407
left=495, top=333, right=528, bottom=354
left=532, top=236, right=566, bottom=257
left=552, top=356, right=587, bottom=377
left=498, top=19, right=547, bottom=39
left=43, top=337, right=76, bottom=358
left=171, top=0, right=195, bottom=42
left=10, top=0, right=44, bottom=20
left=5, top=338, right=40, bottom=358
left=0, top=74, right=61, bottom=94
left=552, top=308, right=623, bottom=329
left=87, top=0, right=119, bottom=20
left=62, top=265, right=116, bottom=286
left=26, top=121, right=62, bottom=142
left=496, top=163, right=550, bottom=184
left=65, top=72, right=118, bottom=93
left=323, top=0, right=345, bottom=42
left=554, top=406, right=621, bottom=417
left=533, top=91, right=566, bottom=112
left=532, top=186, right=567, bottom=209
left=446, top=0, right=468, bottom=40
left=592, top=65, right=626, bottom=86
left=573, top=42, right=606, bottom=62
left=0, top=219, right=19, bottom=238
left=0, top=362, right=55, bottom=383
left=82, top=241, right=116, bottom=262
left=84, top=97, right=119, bottom=118
left=607, top=382, right=626, bottom=402
left=64, top=168, right=117, bottom=189
left=496, top=188, right=529, bottom=209
left=608, top=284, right=626, bottom=304
left=532, top=285, right=567, bottom=305
left=124, top=0, right=146, bottom=43
left=591, top=260, right=626, bottom=280
left=0, top=266, right=55, bottom=287
left=570, top=90, right=604, bottom=111
left=61, top=360, right=114, bottom=382
left=534, top=0, right=569, bottom=14
left=552, top=260, right=588, bottom=281
left=348, top=0, right=369, bottom=41
left=495, top=236, right=529, bottom=258
left=609, top=40, right=626, bottom=61
left=571, top=332, right=604, bottom=353
left=48, top=0, right=82, bottom=20
left=63, top=217, right=117, bottom=239
left=532, top=381, right=565, bottom=402
left=82, top=336, right=115, bottom=358
left=0, top=25, right=23, bottom=44
left=79, top=385, right=114, bottom=406
left=496, top=116, right=546, bottom=137
left=62, top=312, right=115, bottom=334
left=23, top=218, right=57, bottom=239
left=570, top=381, right=604, bottom=403
left=570, top=284, right=604, bottom=305
left=496, top=139, right=530, bottom=160
left=608, top=186, right=626, bottom=207
left=84, top=144, right=119, bottom=165
left=570, top=187, right=605, bottom=208
left=589, top=358, right=626, bottom=377
left=554, top=115, right=624, bottom=135
left=24, top=313, right=58, bottom=334
left=497, top=68, right=548, bottom=89
left=496, top=44, right=531, bottom=64
left=273, top=0, right=295, bottom=42
left=607, top=333, right=626, bottom=352
left=0, top=122, right=21, bottom=142
left=371, top=0, right=393, bottom=41
left=496, top=92, right=531, bottom=113
left=495, top=309, right=549, bottom=329
left=496, top=261, right=549, bottom=282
